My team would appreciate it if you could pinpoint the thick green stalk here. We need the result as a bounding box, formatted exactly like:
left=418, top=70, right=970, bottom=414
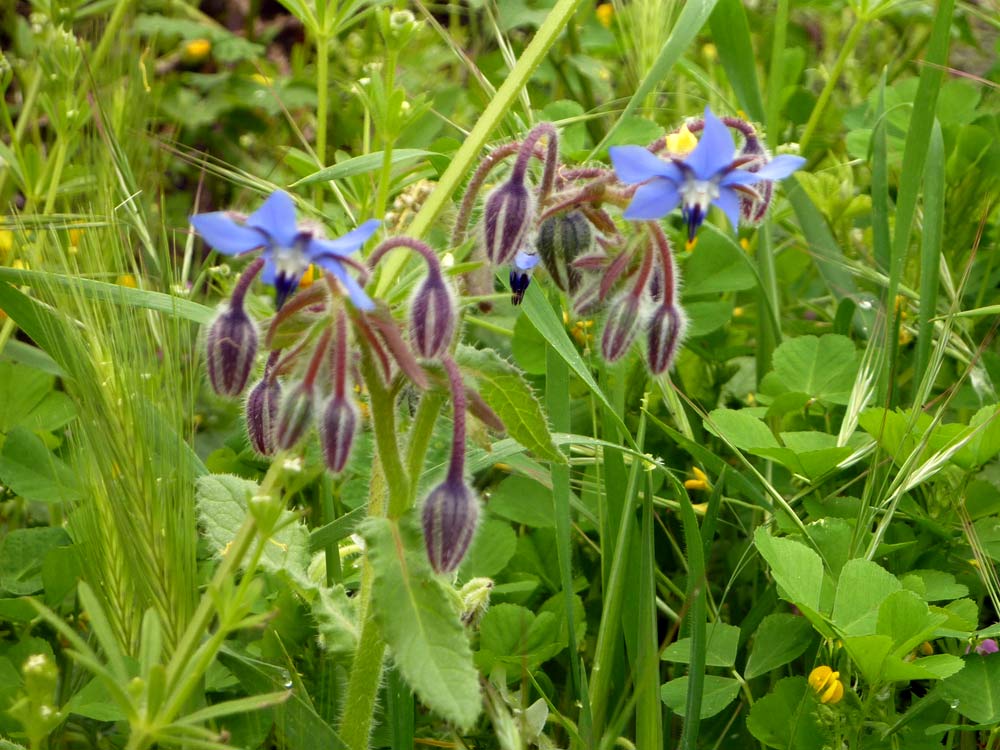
left=374, top=0, right=584, bottom=293
left=339, top=568, right=387, bottom=750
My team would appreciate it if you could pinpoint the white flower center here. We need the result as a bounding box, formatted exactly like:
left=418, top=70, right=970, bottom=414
left=273, top=245, right=311, bottom=280
left=679, top=178, right=719, bottom=214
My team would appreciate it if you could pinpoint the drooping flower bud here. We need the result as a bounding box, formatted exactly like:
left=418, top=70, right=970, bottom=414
left=601, top=293, right=642, bottom=363
left=647, top=304, right=688, bottom=374
left=205, top=302, right=258, bottom=397
left=409, top=269, right=456, bottom=359
left=482, top=178, right=534, bottom=265
left=275, top=380, right=315, bottom=450
left=422, top=477, right=480, bottom=574
left=245, top=376, right=281, bottom=455
left=319, top=395, right=359, bottom=473
left=537, top=211, right=590, bottom=294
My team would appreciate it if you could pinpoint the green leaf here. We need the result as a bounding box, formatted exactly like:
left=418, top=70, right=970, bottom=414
left=0, top=527, right=71, bottom=596
left=684, top=300, right=733, bottom=338
left=745, top=614, right=815, bottom=679
left=458, top=519, right=517, bottom=581
left=292, top=149, right=438, bottom=186
left=476, top=603, right=565, bottom=674
left=660, top=675, right=739, bottom=719
left=662, top=622, right=740, bottom=668
left=705, top=409, right=779, bottom=451
left=0, top=426, right=82, bottom=503
left=767, top=335, right=859, bottom=405
left=746, top=677, right=827, bottom=750
left=64, top=677, right=128, bottom=721
left=682, top=231, right=757, bottom=296
left=195, top=475, right=310, bottom=579
left=363, top=517, right=480, bottom=730
left=939, top=656, right=1000, bottom=724
left=753, top=528, right=823, bottom=612
left=312, top=586, right=358, bottom=655
left=456, top=345, right=563, bottom=463
left=902, top=570, right=969, bottom=602
left=876, top=590, right=948, bottom=657
left=0, top=362, right=74, bottom=433
left=832, top=559, right=900, bottom=635
left=843, top=634, right=893, bottom=685
left=488, top=475, right=554, bottom=528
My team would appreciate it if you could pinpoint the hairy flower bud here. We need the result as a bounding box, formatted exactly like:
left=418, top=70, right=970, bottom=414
left=245, top=377, right=281, bottom=455
left=275, top=380, right=315, bottom=450
left=600, top=293, right=642, bottom=363
left=319, top=395, right=359, bottom=473
left=482, top=178, right=534, bottom=265
left=422, top=478, right=480, bottom=574
left=647, top=304, right=688, bottom=374
left=410, top=269, right=456, bottom=359
left=537, top=211, right=590, bottom=293
left=205, top=303, right=258, bottom=397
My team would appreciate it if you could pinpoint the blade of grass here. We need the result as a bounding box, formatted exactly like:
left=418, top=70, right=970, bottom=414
left=676, top=472, right=707, bottom=749
left=634, top=468, right=663, bottom=750
left=589, top=409, right=647, bottom=741
left=545, top=293, right=583, bottom=705
left=708, top=0, right=765, bottom=122
left=914, top=121, right=945, bottom=389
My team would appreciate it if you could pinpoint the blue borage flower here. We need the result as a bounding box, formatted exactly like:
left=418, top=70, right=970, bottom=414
left=190, top=189, right=380, bottom=310
left=609, top=107, right=806, bottom=240
left=509, top=247, right=540, bottom=305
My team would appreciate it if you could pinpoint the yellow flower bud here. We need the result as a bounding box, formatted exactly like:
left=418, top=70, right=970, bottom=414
left=808, top=666, right=844, bottom=705
left=684, top=466, right=711, bottom=491
left=182, top=38, right=212, bottom=63
left=596, top=3, right=614, bottom=28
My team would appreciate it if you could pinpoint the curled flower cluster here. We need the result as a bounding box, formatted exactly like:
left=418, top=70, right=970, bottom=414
left=455, top=107, right=803, bottom=374
left=191, top=192, right=491, bottom=574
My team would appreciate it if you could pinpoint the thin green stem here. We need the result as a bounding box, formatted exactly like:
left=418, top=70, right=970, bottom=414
left=799, top=21, right=865, bottom=152
left=406, top=391, right=444, bottom=502
left=315, top=31, right=330, bottom=209
left=0, top=69, right=41, bottom=198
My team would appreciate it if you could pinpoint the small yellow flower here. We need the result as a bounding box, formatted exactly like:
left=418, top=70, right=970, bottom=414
left=740, top=237, right=751, bottom=252
left=733, top=306, right=745, bottom=318
left=702, top=43, right=718, bottom=61
left=117, top=274, right=137, bottom=288
left=898, top=327, right=913, bottom=346
left=685, top=238, right=698, bottom=253
left=684, top=466, right=711, bottom=491
left=596, top=3, right=614, bottom=28
left=182, top=38, right=212, bottom=63
left=68, top=226, right=84, bottom=248
left=918, top=641, right=934, bottom=656
left=665, top=124, right=699, bottom=156
left=251, top=73, right=272, bottom=87
left=808, top=666, right=844, bottom=705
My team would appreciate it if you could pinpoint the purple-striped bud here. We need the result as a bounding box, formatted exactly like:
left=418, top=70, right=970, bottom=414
left=537, top=211, right=590, bottom=294
left=600, top=293, right=642, bottom=362
left=647, top=304, right=688, bottom=374
left=275, top=380, right=315, bottom=450
left=422, top=478, right=480, bottom=574
left=482, top=178, right=534, bottom=265
left=245, top=377, right=281, bottom=455
left=410, top=270, right=456, bottom=359
left=319, top=395, right=359, bottom=473
left=205, top=303, right=258, bottom=397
